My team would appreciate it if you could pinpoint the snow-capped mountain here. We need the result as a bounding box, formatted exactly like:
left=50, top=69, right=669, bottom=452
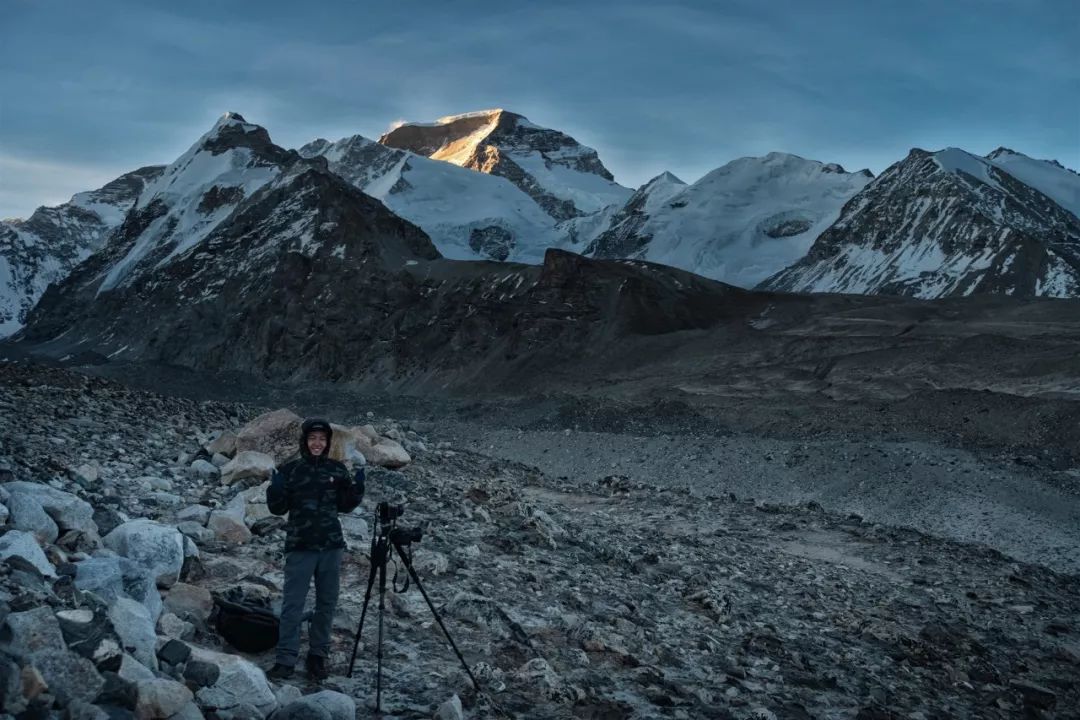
left=379, top=109, right=632, bottom=221
left=93, top=112, right=296, bottom=294
left=586, top=153, right=873, bottom=288
left=299, top=134, right=566, bottom=262
left=761, top=147, right=1080, bottom=298
left=0, top=165, right=164, bottom=336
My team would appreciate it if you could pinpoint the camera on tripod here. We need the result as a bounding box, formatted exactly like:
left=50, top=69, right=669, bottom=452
left=375, top=501, right=422, bottom=545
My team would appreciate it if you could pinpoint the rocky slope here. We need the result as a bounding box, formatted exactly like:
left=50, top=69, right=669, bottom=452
left=761, top=148, right=1080, bottom=298
left=1, top=360, right=1078, bottom=719
left=379, top=109, right=631, bottom=222
left=0, top=166, right=164, bottom=336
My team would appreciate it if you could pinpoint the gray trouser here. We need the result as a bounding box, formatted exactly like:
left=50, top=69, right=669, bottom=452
left=276, top=548, right=343, bottom=666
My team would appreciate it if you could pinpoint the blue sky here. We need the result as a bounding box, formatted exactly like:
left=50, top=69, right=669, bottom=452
left=1, top=0, right=1077, bottom=219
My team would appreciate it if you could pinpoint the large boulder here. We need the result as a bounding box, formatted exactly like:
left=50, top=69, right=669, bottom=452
left=207, top=493, right=252, bottom=545
left=5, top=492, right=59, bottom=543
left=74, top=555, right=163, bottom=621
left=103, top=518, right=185, bottom=587
left=135, top=678, right=194, bottom=720
left=234, top=410, right=303, bottom=465
left=108, top=598, right=159, bottom=671
left=220, top=451, right=277, bottom=486
left=3, top=481, right=97, bottom=533
left=0, top=529, right=57, bottom=578
left=276, top=690, right=356, bottom=720
left=164, top=582, right=214, bottom=627
left=188, top=647, right=276, bottom=716
left=30, top=648, right=105, bottom=705
left=57, top=608, right=118, bottom=660
left=343, top=425, right=411, bottom=469
left=4, top=606, right=65, bottom=659
left=207, top=430, right=239, bottom=457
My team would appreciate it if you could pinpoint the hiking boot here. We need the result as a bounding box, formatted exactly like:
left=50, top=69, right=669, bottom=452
left=305, top=654, right=329, bottom=680
left=266, top=663, right=294, bottom=680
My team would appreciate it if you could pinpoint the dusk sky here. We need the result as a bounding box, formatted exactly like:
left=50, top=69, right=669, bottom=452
left=1, top=0, right=1077, bottom=219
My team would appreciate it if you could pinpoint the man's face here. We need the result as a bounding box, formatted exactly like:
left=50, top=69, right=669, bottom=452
left=307, top=431, right=329, bottom=456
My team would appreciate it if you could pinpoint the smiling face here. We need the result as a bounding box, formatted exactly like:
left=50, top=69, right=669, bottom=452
left=306, top=430, right=329, bottom=457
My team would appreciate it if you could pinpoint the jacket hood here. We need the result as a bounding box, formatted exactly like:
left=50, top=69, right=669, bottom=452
left=300, top=418, right=333, bottom=460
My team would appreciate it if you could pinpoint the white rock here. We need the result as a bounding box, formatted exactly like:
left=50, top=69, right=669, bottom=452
left=146, top=476, right=174, bottom=491
left=75, top=555, right=163, bottom=621
left=177, top=505, right=212, bottom=524
left=189, top=646, right=276, bottom=715
left=220, top=451, right=277, bottom=485
left=0, top=501, right=8, bottom=524
left=2, top=481, right=97, bottom=533
left=103, top=518, right=185, bottom=587
left=6, top=492, right=59, bottom=543
left=0, top=529, right=57, bottom=577
left=283, top=690, right=356, bottom=720
left=158, top=612, right=196, bottom=640
left=73, top=463, right=100, bottom=484
left=135, top=677, right=194, bottom=720
left=178, top=522, right=216, bottom=545
left=273, top=684, right=302, bottom=707
left=109, top=597, right=159, bottom=671
left=189, top=459, right=219, bottom=478
left=211, top=452, right=231, bottom=468
left=118, top=653, right=157, bottom=683
left=436, top=694, right=464, bottom=720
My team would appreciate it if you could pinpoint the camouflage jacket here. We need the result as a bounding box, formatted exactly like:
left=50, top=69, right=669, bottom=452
left=266, top=455, right=363, bottom=553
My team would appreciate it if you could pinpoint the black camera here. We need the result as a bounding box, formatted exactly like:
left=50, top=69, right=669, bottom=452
left=377, top=501, right=404, bottom=523
left=390, top=526, right=423, bottom=545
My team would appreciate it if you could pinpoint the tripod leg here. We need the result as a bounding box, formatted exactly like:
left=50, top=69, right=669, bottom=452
left=376, top=543, right=388, bottom=712
left=392, top=541, right=482, bottom=693
left=347, top=536, right=384, bottom=678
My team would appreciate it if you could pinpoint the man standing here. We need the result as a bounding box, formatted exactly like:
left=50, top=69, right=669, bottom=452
left=265, top=418, right=364, bottom=680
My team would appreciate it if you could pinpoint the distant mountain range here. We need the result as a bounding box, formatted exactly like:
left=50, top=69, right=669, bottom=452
left=3, top=109, right=1078, bottom=344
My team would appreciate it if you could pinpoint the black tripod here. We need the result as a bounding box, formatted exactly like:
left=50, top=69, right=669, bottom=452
left=347, top=508, right=480, bottom=713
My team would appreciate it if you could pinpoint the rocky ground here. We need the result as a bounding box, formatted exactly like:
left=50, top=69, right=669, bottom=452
left=1, top=360, right=1079, bottom=719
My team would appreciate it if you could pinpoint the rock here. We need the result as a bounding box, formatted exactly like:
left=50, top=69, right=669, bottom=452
left=20, top=664, right=48, bottom=700
left=58, top=528, right=104, bottom=554
left=234, top=410, right=303, bottom=465
left=210, top=452, right=231, bottom=468
left=217, top=703, right=263, bottom=720
left=0, top=529, right=57, bottom=578
left=207, top=509, right=252, bottom=545
left=117, top=654, right=156, bottom=684
left=188, top=647, right=276, bottom=715
left=92, top=638, right=124, bottom=671
left=163, top=582, right=214, bottom=626
left=94, top=670, right=138, bottom=710
left=177, top=522, right=215, bottom=545
left=158, top=612, right=195, bottom=640
left=207, top=430, right=239, bottom=457
left=0, top=657, right=22, bottom=715
left=436, top=694, right=464, bottom=720
left=73, top=463, right=100, bottom=485
left=286, top=690, right=355, bottom=720
left=250, top=516, right=285, bottom=536
left=3, top=481, right=97, bottom=533
left=183, top=659, right=220, bottom=689
left=66, top=699, right=112, bottom=720
left=238, top=481, right=273, bottom=526
left=220, top=451, right=277, bottom=486
left=103, top=518, right=185, bottom=587
left=273, top=700, right=332, bottom=720
left=134, top=678, right=194, bottom=720
left=170, top=701, right=206, bottom=720
left=1010, top=679, right=1057, bottom=709
left=0, top=501, right=8, bottom=525
left=74, top=556, right=163, bottom=621
left=92, top=507, right=125, bottom=537
left=57, top=608, right=117, bottom=660
left=272, top=684, right=302, bottom=707
left=145, top=477, right=173, bottom=492
left=5, top=605, right=65, bottom=658
left=108, top=598, right=159, bottom=671
left=346, top=427, right=411, bottom=469
left=6, top=492, right=60, bottom=543
left=157, top=639, right=191, bottom=666
left=189, top=460, right=219, bottom=479
left=31, top=648, right=105, bottom=704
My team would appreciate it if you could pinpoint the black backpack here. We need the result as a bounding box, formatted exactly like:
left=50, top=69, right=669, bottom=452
left=213, top=589, right=279, bottom=653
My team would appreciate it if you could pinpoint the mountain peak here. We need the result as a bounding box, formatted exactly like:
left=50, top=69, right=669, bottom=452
left=379, top=108, right=628, bottom=221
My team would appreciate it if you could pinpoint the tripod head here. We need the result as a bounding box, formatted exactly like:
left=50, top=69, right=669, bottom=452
left=375, top=501, right=423, bottom=546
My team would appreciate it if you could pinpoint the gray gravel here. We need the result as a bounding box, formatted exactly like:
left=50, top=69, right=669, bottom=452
left=446, top=424, right=1080, bottom=576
